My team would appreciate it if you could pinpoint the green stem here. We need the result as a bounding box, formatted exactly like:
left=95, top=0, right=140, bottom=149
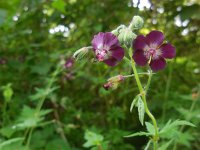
left=145, top=70, right=153, bottom=92
left=2, top=102, right=8, bottom=126
left=131, top=60, right=159, bottom=149
left=25, top=64, right=62, bottom=148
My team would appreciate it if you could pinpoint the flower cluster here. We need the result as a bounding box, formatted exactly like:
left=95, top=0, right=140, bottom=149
left=91, top=30, right=175, bottom=71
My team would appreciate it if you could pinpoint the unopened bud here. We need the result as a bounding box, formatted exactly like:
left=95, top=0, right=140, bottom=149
left=73, top=46, right=92, bottom=60
left=103, top=75, right=124, bottom=90
left=64, top=58, right=74, bottom=69
left=111, top=24, right=126, bottom=36
left=118, top=28, right=136, bottom=48
left=108, top=75, right=124, bottom=83
left=129, top=16, right=144, bottom=30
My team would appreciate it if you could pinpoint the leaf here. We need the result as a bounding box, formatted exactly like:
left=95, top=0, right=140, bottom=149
left=145, top=122, right=155, bottom=135
left=30, top=86, right=60, bottom=101
left=124, top=132, right=151, bottom=138
left=144, top=140, right=152, bottom=150
left=83, top=130, right=104, bottom=148
left=137, top=96, right=145, bottom=126
left=160, top=120, right=195, bottom=135
left=130, top=95, right=139, bottom=112
left=52, top=0, right=66, bottom=14
left=179, top=4, right=200, bottom=21
left=158, top=140, right=173, bottom=150
left=1, top=83, right=13, bottom=103
left=0, top=137, right=24, bottom=149
left=13, top=106, right=52, bottom=130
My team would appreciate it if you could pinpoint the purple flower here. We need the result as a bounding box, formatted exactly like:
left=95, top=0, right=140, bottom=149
left=64, top=58, right=74, bottom=69
left=132, top=30, right=176, bottom=71
left=92, top=32, right=125, bottom=66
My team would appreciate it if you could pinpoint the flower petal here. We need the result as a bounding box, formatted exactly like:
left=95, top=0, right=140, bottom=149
left=150, top=57, right=166, bottom=71
left=133, top=35, right=147, bottom=50
left=146, top=30, right=164, bottom=46
left=160, top=43, right=176, bottom=59
left=103, top=32, right=119, bottom=48
left=103, top=57, right=118, bottom=66
left=92, top=32, right=105, bottom=50
left=133, top=50, right=148, bottom=66
left=111, top=46, right=124, bottom=61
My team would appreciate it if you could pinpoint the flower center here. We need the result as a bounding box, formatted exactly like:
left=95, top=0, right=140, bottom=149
left=144, top=45, right=162, bottom=60
left=96, top=46, right=111, bottom=61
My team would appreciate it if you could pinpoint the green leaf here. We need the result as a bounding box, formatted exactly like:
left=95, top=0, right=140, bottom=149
left=145, top=122, right=155, bottom=135
left=83, top=130, right=104, bottom=148
left=30, top=86, right=60, bottom=101
left=144, top=140, right=152, bottom=150
left=179, top=4, right=200, bottom=21
left=1, top=83, right=13, bottom=103
left=137, top=96, right=145, bottom=126
left=124, top=132, right=151, bottom=138
left=52, top=0, right=66, bottom=14
left=0, top=137, right=24, bottom=149
left=130, top=95, right=139, bottom=112
left=158, top=139, right=173, bottom=150
left=160, top=120, right=196, bottom=135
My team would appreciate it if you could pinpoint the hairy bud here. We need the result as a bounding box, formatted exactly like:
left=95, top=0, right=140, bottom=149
left=111, top=24, right=126, bottom=36
left=118, top=28, right=136, bottom=48
left=103, top=75, right=124, bottom=90
left=129, top=16, right=144, bottom=30
left=73, top=46, right=92, bottom=60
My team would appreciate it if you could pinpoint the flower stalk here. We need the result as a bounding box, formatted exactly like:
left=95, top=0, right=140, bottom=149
left=130, top=58, right=159, bottom=150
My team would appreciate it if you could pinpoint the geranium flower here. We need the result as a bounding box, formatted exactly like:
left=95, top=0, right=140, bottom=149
left=64, top=57, right=74, bottom=69
left=132, top=30, right=176, bottom=71
left=92, top=32, right=124, bottom=66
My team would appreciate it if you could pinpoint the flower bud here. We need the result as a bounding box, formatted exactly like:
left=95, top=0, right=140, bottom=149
left=73, top=46, right=92, bottom=60
left=111, top=24, right=126, bottom=36
left=103, top=75, right=124, bottom=90
left=129, top=16, right=144, bottom=30
left=64, top=57, right=74, bottom=69
left=118, top=28, right=136, bottom=48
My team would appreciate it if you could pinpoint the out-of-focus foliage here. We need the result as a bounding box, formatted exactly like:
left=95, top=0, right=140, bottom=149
left=0, top=0, right=200, bottom=150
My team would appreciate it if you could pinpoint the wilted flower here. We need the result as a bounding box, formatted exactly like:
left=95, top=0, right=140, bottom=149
left=92, top=32, right=125, bottom=66
left=64, top=57, right=74, bottom=69
left=132, top=30, right=176, bottom=71
left=103, top=75, right=124, bottom=90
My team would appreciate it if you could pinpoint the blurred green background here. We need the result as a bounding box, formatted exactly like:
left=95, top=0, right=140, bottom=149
left=0, top=0, right=200, bottom=150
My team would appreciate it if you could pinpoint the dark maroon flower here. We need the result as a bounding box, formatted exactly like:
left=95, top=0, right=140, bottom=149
left=92, top=32, right=124, bottom=66
left=64, top=58, right=74, bottom=69
left=0, top=58, right=6, bottom=65
left=132, top=30, right=176, bottom=71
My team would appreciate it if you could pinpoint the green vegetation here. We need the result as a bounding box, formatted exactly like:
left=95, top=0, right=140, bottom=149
left=0, top=0, right=200, bottom=150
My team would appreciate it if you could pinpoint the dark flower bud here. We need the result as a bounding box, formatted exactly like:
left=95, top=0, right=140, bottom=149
left=64, top=58, right=74, bottom=69
left=103, top=75, right=124, bottom=90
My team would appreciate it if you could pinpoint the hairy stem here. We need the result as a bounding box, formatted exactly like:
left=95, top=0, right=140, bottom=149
left=131, top=59, right=159, bottom=149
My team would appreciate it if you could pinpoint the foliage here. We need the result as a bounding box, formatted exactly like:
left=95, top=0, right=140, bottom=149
left=0, top=0, right=200, bottom=150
